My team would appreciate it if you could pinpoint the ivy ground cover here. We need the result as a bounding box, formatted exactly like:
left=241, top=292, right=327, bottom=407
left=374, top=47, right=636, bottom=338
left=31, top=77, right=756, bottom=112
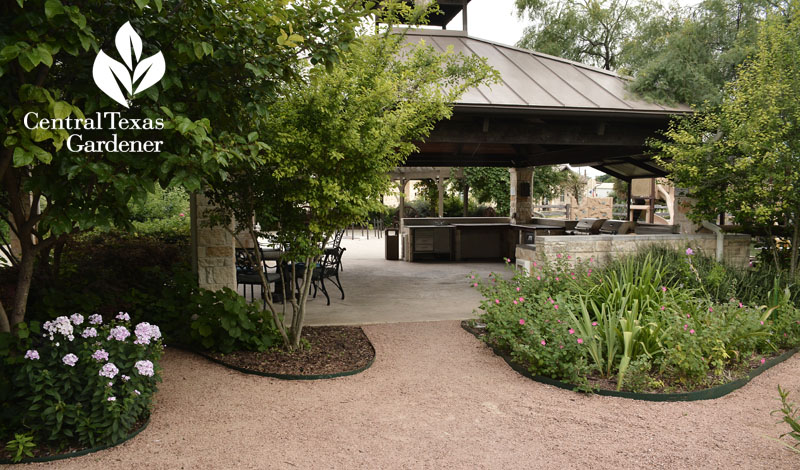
left=473, top=247, right=800, bottom=393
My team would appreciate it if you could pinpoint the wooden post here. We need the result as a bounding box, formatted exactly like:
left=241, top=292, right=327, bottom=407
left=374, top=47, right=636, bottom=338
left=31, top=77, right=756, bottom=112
left=398, top=178, right=406, bottom=228
left=436, top=173, right=444, bottom=218
left=648, top=178, right=656, bottom=223
left=462, top=183, right=469, bottom=217
left=626, top=178, right=633, bottom=221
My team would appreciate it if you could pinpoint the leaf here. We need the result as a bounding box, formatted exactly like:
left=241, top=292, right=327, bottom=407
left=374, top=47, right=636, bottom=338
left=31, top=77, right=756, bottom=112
left=153, top=0, right=162, bottom=11
left=247, top=131, right=258, bottom=143
left=37, top=45, right=53, bottom=67
left=132, top=51, right=165, bottom=95
left=53, top=101, right=71, bottom=119
left=44, top=0, right=64, bottom=18
left=92, top=50, right=131, bottom=108
left=13, top=147, right=33, bottom=167
left=0, top=45, right=21, bottom=63
left=115, top=21, right=142, bottom=70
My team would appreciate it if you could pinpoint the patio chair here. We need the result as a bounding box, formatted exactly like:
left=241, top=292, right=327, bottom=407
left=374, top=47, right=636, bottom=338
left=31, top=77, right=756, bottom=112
left=310, top=246, right=346, bottom=305
left=235, top=248, right=286, bottom=306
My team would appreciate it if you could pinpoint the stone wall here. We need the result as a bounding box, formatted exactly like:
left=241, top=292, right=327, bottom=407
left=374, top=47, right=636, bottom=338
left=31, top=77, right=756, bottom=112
left=515, top=233, right=751, bottom=273
left=509, top=167, right=534, bottom=223
left=571, top=197, right=613, bottom=220
left=192, top=194, right=236, bottom=291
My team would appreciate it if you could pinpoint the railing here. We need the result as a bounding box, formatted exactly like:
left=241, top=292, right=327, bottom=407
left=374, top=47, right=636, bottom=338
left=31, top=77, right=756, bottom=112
left=347, top=218, right=385, bottom=240
left=612, top=204, right=670, bottom=221
left=533, top=204, right=571, bottom=219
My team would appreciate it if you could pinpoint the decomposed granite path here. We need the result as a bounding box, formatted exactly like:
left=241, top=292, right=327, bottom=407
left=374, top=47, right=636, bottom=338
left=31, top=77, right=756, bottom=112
left=18, top=320, right=800, bottom=469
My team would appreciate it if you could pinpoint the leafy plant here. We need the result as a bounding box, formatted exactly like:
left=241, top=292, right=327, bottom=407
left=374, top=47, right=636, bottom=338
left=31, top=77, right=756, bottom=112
left=771, top=386, right=800, bottom=454
left=5, top=432, right=36, bottom=463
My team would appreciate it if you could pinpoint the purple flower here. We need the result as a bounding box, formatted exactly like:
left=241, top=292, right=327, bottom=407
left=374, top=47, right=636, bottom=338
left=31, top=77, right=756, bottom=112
left=92, top=349, right=109, bottom=362
left=108, top=326, right=130, bottom=342
left=107, top=396, right=116, bottom=402
left=43, top=316, right=73, bottom=340
left=70, top=313, right=84, bottom=325
left=134, top=322, right=162, bottom=345
left=24, top=349, right=39, bottom=360
left=686, top=248, right=694, bottom=256
left=88, top=314, right=103, bottom=325
left=99, top=363, right=119, bottom=379
left=135, top=360, right=155, bottom=377
left=121, top=375, right=130, bottom=382
left=82, top=327, right=98, bottom=338
left=62, top=353, right=78, bottom=367
left=134, top=390, right=141, bottom=395
left=116, top=312, right=130, bottom=321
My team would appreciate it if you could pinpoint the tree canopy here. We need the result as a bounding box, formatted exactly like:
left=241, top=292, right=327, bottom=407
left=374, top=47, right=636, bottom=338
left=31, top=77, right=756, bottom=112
left=653, top=0, right=800, bottom=273
left=0, top=0, right=370, bottom=331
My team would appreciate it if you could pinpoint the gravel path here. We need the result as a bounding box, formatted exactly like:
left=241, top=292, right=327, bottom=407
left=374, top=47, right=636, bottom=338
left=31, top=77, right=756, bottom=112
left=18, top=321, right=800, bottom=469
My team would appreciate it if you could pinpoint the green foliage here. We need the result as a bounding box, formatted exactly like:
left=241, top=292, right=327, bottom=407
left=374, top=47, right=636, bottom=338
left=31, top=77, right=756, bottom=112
left=532, top=165, right=567, bottom=203
left=1, top=315, right=163, bottom=455
left=772, top=386, right=800, bottom=454
left=461, top=167, right=511, bottom=216
left=127, top=186, right=190, bottom=239
left=203, top=7, right=498, bottom=350
left=475, top=246, right=800, bottom=392
left=188, top=288, right=280, bottom=354
left=0, top=0, right=371, bottom=330
left=559, top=168, right=588, bottom=204
left=5, top=432, right=36, bottom=463
left=653, top=2, right=800, bottom=274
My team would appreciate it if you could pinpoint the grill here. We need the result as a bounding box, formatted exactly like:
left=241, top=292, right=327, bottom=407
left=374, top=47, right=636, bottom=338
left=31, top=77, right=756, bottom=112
left=599, top=220, right=636, bottom=235
left=569, top=218, right=607, bottom=235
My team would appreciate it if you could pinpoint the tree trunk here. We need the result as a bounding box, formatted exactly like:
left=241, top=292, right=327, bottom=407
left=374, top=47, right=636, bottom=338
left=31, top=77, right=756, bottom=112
left=10, top=245, right=36, bottom=329
left=0, top=301, right=9, bottom=333
left=290, top=258, right=314, bottom=350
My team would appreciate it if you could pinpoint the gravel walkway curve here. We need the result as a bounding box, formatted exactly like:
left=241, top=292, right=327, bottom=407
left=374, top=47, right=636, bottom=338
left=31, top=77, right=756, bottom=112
left=17, top=321, right=800, bottom=469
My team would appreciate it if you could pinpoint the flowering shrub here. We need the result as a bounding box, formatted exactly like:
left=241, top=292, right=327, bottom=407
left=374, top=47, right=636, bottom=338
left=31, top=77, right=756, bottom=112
left=475, top=248, right=800, bottom=392
left=0, top=312, right=163, bottom=460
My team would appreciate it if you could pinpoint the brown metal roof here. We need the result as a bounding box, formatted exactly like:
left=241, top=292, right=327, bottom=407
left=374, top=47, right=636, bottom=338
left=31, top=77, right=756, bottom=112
left=402, top=29, right=691, bottom=117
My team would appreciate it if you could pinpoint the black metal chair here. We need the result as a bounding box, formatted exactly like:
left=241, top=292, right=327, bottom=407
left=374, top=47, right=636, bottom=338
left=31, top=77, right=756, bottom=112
left=235, top=248, right=285, bottom=306
left=310, top=246, right=346, bottom=305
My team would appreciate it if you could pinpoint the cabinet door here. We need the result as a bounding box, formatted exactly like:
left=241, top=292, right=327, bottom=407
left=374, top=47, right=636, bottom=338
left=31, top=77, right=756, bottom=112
left=414, top=229, right=434, bottom=252
left=433, top=227, right=452, bottom=253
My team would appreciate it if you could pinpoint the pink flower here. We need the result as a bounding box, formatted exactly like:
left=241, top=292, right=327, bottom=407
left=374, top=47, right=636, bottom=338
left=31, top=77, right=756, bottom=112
left=760, top=321, right=764, bottom=325
left=738, top=302, right=743, bottom=308
left=588, top=269, right=592, bottom=274
left=179, top=213, right=185, bottom=217
left=533, top=262, right=537, bottom=267
left=686, top=248, right=694, bottom=256
left=568, top=328, right=575, bottom=334
left=661, top=286, right=667, bottom=293
left=683, top=324, right=688, bottom=330
left=577, top=338, right=584, bottom=344
left=760, top=358, right=766, bottom=365
left=555, top=277, right=560, bottom=281
left=557, top=253, right=562, bottom=258
left=519, top=319, right=525, bottom=325
left=571, top=276, right=576, bottom=280
left=519, top=297, right=525, bottom=302
left=559, top=345, right=564, bottom=349
left=495, top=299, right=500, bottom=304
left=540, top=340, right=546, bottom=346
left=567, top=255, right=571, bottom=260
left=548, top=297, right=554, bottom=303
left=557, top=319, right=562, bottom=323
left=536, top=276, right=541, bottom=281
left=472, top=283, right=478, bottom=287
left=513, top=300, right=519, bottom=305
left=516, top=287, right=521, bottom=292
left=591, top=322, right=597, bottom=326
left=687, top=314, right=691, bottom=318
left=689, top=329, right=695, bottom=334
left=708, top=307, right=713, bottom=313
left=554, top=305, right=559, bottom=310
left=661, top=306, right=666, bottom=311
left=470, top=275, right=475, bottom=279
left=589, top=258, right=594, bottom=262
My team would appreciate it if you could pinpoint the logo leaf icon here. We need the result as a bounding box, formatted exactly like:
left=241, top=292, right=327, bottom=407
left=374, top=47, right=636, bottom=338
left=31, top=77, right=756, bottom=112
left=92, top=50, right=133, bottom=108
left=133, top=52, right=165, bottom=95
left=92, top=22, right=166, bottom=108
left=115, top=21, right=142, bottom=70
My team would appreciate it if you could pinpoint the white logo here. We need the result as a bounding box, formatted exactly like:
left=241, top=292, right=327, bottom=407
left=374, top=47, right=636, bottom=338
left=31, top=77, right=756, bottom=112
left=92, top=22, right=165, bottom=108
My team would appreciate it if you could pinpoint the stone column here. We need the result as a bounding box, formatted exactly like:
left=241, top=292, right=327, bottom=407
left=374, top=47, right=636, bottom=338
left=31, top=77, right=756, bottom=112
left=672, top=195, right=700, bottom=234
left=509, top=167, right=534, bottom=223
left=191, top=193, right=236, bottom=291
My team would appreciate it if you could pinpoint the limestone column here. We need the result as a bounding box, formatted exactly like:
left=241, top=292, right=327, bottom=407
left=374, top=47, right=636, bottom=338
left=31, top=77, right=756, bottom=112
left=671, top=194, right=701, bottom=234
left=190, top=193, right=236, bottom=291
left=509, top=167, right=534, bottom=223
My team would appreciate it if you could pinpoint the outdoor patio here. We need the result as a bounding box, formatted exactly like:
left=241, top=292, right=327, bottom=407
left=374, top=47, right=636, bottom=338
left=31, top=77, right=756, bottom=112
left=239, top=234, right=505, bottom=326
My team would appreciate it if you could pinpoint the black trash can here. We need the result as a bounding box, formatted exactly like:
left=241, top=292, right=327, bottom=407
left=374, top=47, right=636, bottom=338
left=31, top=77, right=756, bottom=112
left=385, top=228, right=399, bottom=260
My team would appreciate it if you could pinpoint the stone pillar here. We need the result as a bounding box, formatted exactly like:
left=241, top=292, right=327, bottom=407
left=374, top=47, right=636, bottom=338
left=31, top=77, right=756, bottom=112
left=191, top=193, right=236, bottom=291
left=672, top=195, right=701, bottom=234
left=509, top=167, right=534, bottom=223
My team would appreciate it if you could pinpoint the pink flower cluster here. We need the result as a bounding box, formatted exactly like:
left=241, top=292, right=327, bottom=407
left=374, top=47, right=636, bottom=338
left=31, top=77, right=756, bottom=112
left=24, top=349, right=39, bottom=360
left=43, top=316, right=74, bottom=341
left=135, top=360, right=155, bottom=377
left=134, top=322, right=162, bottom=345
left=62, top=353, right=78, bottom=367
left=70, top=313, right=84, bottom=325
left=89, top=314, right=103, bottom=325
left=82, top=327, right=98, bottom=338
left=92, top=349, right=109, bottom=362
left=108, top=326, right=130, bottom=342
left=116, top=312, right=131, bottom=321
left=99, top=363, right=119, bottom=379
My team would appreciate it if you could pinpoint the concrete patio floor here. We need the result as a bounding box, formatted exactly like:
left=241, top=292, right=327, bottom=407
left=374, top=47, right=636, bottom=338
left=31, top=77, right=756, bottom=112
left=241, top=235, right=506, bottom=326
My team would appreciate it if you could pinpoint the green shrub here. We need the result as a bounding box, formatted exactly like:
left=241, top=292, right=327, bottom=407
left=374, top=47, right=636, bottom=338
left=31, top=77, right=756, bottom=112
left=772, top=386, right=800, bottom=455
left=127, top=187, right=190, bottom=239
left=475, top=247, right=800, bottom=392
left=0, top=314, right=162, bottom=461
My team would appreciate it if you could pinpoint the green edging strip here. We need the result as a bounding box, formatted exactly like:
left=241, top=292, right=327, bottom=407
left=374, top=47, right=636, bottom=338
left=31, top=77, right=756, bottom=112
left=461, top=321, right=799, bottom=402
left=0, top=414, right=150, bottom=465
left=191, top=342, right=376, bottom=381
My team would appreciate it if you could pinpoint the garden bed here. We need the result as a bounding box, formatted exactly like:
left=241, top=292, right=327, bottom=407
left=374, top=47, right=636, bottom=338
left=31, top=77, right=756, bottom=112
left=463, top=320, right=798, bottom=400
left=200, top=326, right=375, bottom=379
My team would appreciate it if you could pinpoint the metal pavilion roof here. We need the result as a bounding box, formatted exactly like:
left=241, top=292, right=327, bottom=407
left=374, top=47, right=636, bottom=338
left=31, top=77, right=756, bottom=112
left=399, top=28, right=691, bottom=179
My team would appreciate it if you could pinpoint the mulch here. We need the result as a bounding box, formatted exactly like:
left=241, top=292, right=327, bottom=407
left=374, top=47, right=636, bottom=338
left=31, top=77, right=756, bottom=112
left=206, top=326, right=375, bottom=376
